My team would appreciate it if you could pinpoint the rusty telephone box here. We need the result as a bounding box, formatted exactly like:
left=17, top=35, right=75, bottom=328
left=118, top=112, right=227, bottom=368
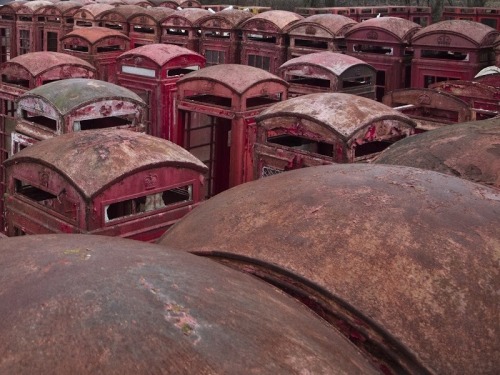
left=345, top=17, right=421, bottom=101
left=35, top=2, right=83, bottom=52
left=73, top=3, right=114, bottom=29
left=15, top=1, right=53, bottom=56
left=411, top=20, right=498, bottom=89
left=278, top=51, right=376, bottom=99
left=0, top=1, right=26, bottom=63
left=160, top=8, right=210, bottom=53
left=4, top=129, right=207, bottom=241
left=97, top=5, right=144, bottom=35
left=175, top=64, right=288, bottom=197
left=127, top=7, right=173, bottom=48
left=239, top=10, right=303, bottom=75
left=286, top=14, right=357, bottom=58
left=11, top=78, right=145, bottom=153
left=253, top=92, right=415, bottom=178
left=60, top=26, right=130, bottom=82
left=116, top=43, right=205, bottom=138
left=198, top=9, right=252, bottom=66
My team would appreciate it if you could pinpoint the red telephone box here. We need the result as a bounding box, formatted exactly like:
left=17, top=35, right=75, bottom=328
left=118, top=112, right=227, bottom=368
left=382, top=88, right=474, bottom=131
left=15, top=1, right=53, bottom=56
left=175, top=64, right=288, bottom=197
left=411, top=20, right=498, bottom=89
left=11, top=78, right=145, bottom=153
left=345, top=17, right=421, bottom=101
left=35, top=2, right=83, bottom=52
left=4, top=129, right=207, bottom=241
left=73, top=4, right=114, bottom=29
left=430, top=80, right=500, bottom=119
left=279, top=51, right=376, bottom=99
left=160, top=8, right=210, bottom=53
left=152, top=0, right=201, bottom=9
left=60, top=26, right=130, bottom=82
left=286, top=14, right=357, bottom=58
left=239, top=10, right=303, bottom=74
left=253, top=92, right=415, bottom=177
left=0, top=1, right=26, bottom=63
left=0, top=52, right=95, bottom=231
left=97, top=5, right=145, bottom=35
left=116, top=43, right=205, bottom=138
left=409, top=6, right=431, bottom=27
left=127, top=7, right=173, bottom=48
left=198, top=9, right=252, bottom=66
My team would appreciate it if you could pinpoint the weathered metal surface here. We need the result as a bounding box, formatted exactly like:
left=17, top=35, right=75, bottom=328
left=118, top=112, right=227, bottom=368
left=176, top=64, right=288, bottom=194
left=345, top=17, right=421, bottom=100
left=375, top=118, right=500, bottom=189
left=383, top=88, right=474, bottom=130
left=279, top=51, right=376, bottom=98
left=199, top=9, right=252, bottom=29
left=73, top=4, right=114, bottom=27
left=117, top=44, right=204, bottom=138
left=346, top=16, right=421, bottom=43
left=6, top=128, right=207, bottom=198
left=4, top=130, right=207, bottom=240
left=0, top=51, right=96, bottom=82
left=159, top=163, right=500, bottom=375
left=257, top=92, right=415, bottom=139
left=474, top=71, right=500, bottom=88
left=155, top=0, right=201, bottom=9
left=127, top=7, right=174, bottom=46
left=412, top=19, right=498, bottom=47
left=429, top=80, right=500, bottom=117
left=289, top=14, right=357, bottom=37
left=0, top=234, right=379, bottom=374
left=62, top=26, right=130, bottom=46
left=410, top=20, right=498, bottom=88
left=160, top=8, right=211, bottom=52
left=286, top=14, right=357, bottom=57
left=241, top=10, right=303, bottom=32
left=21, top=78, right=143, bottom=116
left=97, top=5, right=145, bottom=34
left=177, top=63, right=287, bottom=96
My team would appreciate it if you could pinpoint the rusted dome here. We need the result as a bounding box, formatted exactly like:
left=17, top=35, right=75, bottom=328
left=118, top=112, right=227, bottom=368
left=177, top=64, right=288, bottom=96
left=279, top=52, right=376, bottom=80
left=345, top=16, right=421, bottom=43
left=411, top=20, right=499, bottom=47
left=161, top=8, right=211, bottom=25
left=5, top=129, right=207, bottom=199
left=198, top=9, right=252, bottom=29
left=159, top=164, right=500, bottom=374
left=256, top=93, right=416, bottom=140
left=0, top=234, right=379, bottom=375
left=0, top=52, right=96, bottom=78
left=118, top=44, right=204, bottom=68
left=240, top=10, right=304, bottom=32
left=375, top=118, right=500, bottom=189
left=62, top=26, right=130, bottom=45
left=74, top=3, right=114, bottom=18
left=20, top=78, right=144, bottom=116
left=287, top=14, right=357, bottom=37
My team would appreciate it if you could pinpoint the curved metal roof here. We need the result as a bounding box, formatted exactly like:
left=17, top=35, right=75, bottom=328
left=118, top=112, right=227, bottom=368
left=17, top=0, right=53, bottom=13
left=35, top=1, right=82, bottom=15
left=411, top=20, right=498, bottom=47
left=97, top=4, right=144, bottom=20
left=128, top=6, right=173, bottom=22
left=118, top=44, right=203, bottom=67
left=162, top=8, right=210, bottom=25
left=287, top=14, right=357, bottom=36
left=375, top=118, right=500, bottom=189
left=0, top=234, right=379, bottom=375
left=1, top=52, right=96, bottom=77
left=279, top=51, right=375, bottom=78
left=177, top=64, right=288, bottom=96
left=257, top=93, right=415, bottom=140
left=198, top=9, right=252, bottom=29
left=159, top=163, right=500, bottom=375
left=6, top=129, right=207, bottom=199
left=76, top=3, right=114, bottom=18
left=475, top=65, right=500, bottom=78
left=240, top=10, right=303, bottom=31
left=346, top=16, right=421, bottom=43
left=0, top=1, right=27, bottom=13
left=62, top=26, right=130, bottom=45
left=19, top=78, right=143, bottom=116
